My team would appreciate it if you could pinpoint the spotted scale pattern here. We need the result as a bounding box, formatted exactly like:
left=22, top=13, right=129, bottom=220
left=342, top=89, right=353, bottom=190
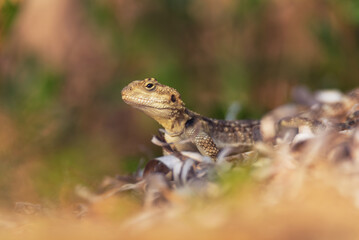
left=194, top=132, right=220, bottom=159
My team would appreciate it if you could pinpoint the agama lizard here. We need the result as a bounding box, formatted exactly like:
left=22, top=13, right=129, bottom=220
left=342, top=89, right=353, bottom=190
left=121, top=78, right=261, bottom=160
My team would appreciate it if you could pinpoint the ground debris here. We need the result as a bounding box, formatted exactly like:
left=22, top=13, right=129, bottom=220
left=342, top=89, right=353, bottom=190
left=14, top=202, right=45, bottom=216
left=73, top=87, right=359, bottom=215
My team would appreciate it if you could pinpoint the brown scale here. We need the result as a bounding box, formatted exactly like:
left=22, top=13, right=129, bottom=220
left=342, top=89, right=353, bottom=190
left=207, top=118, right=259, bottom=145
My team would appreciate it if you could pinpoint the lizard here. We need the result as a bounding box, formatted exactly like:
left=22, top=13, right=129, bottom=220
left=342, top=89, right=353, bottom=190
left=121, top=78, right=262, bottom=160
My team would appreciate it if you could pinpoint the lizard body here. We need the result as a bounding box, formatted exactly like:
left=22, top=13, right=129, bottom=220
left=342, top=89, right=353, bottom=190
left=121, top=78, right=261, bottom=159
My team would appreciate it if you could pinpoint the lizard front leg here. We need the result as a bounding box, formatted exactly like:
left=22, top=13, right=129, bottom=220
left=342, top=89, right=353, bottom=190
left=193, top=132, right=219, bottom=159
left=185, top=118, right=219, bottom=160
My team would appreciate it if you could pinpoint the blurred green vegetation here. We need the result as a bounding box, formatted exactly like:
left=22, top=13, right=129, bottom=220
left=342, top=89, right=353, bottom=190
left=0, top=0, right=18, bottom=36
left=0, top=0, right=359, bottom=206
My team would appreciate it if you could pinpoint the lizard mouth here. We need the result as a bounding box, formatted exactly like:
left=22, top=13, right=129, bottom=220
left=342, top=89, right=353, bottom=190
left=122, top=95, right=174, bottom=110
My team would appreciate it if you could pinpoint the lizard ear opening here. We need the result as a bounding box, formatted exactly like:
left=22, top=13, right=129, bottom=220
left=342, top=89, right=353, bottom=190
left=171, top=94, right=176, bottom=102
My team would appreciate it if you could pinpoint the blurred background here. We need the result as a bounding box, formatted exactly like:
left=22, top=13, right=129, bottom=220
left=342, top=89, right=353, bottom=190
left=0, top=0, right=358, bottom=207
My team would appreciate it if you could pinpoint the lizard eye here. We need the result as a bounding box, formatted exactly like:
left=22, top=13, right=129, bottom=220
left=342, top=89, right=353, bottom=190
left=145, top=83, right=155, bottom=90
left=171, top=94, right=176, bottom=102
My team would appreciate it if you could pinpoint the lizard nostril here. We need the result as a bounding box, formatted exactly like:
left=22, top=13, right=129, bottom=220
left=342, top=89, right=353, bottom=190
left=121, top=86, right=131, bottom=97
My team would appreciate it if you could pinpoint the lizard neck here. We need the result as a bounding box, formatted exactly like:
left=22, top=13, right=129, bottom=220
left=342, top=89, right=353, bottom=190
left=152, top=108, right=193, bottom=136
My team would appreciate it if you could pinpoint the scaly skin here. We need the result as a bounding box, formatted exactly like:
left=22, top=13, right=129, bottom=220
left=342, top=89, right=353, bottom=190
left=121, top=78, right=261, bottom=159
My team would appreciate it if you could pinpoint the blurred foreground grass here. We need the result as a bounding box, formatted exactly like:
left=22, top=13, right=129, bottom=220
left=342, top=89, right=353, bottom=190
left=1, top=165, right=359, bottom=240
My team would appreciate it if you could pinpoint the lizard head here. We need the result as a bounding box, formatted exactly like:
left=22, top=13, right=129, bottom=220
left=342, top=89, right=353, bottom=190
left=121, top=78, right=185, bottom=120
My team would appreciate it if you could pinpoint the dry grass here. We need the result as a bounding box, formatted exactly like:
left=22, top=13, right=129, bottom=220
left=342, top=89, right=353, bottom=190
left=1, top=168, right=359, bottom=240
